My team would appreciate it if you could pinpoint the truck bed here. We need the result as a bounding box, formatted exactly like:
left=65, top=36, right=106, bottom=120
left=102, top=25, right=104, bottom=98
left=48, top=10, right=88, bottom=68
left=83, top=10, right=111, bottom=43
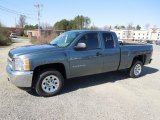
left=118, top=43, right=153, bottom=70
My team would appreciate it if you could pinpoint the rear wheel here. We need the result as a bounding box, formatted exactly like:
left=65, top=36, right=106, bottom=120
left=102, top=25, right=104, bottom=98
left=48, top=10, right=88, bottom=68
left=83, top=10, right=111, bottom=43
left=34, top=69, right=64, bottom=97
left=129, top=60, right=143, bottom=78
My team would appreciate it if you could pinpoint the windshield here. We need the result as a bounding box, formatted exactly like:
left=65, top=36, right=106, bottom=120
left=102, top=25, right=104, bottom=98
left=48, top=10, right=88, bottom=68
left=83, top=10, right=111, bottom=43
left=50, top=31, right=80, bottom=48
left=11, top=33, right=16, bottom=35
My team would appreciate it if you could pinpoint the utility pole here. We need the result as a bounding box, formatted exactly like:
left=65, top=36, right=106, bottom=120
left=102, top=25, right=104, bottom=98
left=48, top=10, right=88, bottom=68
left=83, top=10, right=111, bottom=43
left=34, top=4, right=43, bottom=39
left=15, top=17, right=17, bottom=28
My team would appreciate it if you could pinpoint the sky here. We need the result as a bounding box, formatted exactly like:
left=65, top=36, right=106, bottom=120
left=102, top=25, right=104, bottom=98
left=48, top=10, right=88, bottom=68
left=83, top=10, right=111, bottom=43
left=0, top=0, right=160, bottom=28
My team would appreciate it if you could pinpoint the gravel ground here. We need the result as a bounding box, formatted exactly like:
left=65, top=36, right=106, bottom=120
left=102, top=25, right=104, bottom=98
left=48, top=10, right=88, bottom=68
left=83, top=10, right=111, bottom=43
left=0, top=40, right=160, bottom=120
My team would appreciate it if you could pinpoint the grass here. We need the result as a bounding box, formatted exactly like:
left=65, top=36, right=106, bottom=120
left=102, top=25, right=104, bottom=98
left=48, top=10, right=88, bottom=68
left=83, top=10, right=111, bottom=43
left=31, top=32, right=58, bottom=44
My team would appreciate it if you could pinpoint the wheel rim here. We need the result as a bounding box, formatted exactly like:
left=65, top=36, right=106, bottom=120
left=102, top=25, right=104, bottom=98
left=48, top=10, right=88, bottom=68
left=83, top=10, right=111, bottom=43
left=41, top=75, right=60, bottom=93
left=134, top=64, right=142, bottom=76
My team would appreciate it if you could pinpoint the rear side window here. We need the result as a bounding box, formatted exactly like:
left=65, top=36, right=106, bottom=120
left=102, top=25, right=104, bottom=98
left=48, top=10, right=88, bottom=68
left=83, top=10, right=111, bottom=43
left=102, top=33, right=114, bottom=49
left=78, top=33, right=99, bottom=50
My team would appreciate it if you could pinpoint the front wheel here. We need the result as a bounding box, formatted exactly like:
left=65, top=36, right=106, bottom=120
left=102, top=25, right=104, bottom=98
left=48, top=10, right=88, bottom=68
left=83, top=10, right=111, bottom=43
left=129, top=60, right=143, bottom=78
left=34, top=69, right=64, bottom=97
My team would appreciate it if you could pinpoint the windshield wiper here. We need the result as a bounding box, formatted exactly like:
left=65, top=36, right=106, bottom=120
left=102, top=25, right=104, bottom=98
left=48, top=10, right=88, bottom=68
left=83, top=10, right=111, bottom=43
left=48, top=43, right=59, bottom=47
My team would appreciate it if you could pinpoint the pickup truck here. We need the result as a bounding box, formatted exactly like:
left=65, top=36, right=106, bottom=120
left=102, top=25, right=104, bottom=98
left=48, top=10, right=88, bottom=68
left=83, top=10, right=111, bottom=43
left=6, top=30, right=153, bottom=97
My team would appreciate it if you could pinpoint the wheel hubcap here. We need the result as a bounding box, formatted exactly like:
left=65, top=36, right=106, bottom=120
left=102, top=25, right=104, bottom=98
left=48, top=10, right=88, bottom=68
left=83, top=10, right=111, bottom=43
left=134, top=64, right=142, bottom=76
left=41, top=75, right=60, bottom=93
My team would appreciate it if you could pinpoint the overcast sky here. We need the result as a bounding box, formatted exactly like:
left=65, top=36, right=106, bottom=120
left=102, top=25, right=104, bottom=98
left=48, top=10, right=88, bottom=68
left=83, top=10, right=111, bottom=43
left=0, top=0, right=159, bottom=28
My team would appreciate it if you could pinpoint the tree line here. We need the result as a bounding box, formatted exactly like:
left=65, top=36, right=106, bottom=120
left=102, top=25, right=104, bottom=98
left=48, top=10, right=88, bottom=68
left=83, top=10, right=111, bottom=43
left=17, top=14, right=152, bottom=31
left=53, top=15, right=91, bottom=30
left=114, top=24, right=142, bottom=30
left=2, top=14, right=154, bottom=31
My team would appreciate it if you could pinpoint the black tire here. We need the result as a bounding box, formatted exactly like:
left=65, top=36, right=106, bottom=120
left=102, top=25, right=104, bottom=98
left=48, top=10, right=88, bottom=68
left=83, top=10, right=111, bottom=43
left=129, top=60, right=143, bottom=78
left=34, top=69, right=64, bottom=97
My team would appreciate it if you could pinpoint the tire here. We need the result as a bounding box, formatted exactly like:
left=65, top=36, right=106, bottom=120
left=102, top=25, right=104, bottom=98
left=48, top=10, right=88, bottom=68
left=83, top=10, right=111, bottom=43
left=34, top=69, right=64, bottom=97
left=129, top=60, right=143, bottom=78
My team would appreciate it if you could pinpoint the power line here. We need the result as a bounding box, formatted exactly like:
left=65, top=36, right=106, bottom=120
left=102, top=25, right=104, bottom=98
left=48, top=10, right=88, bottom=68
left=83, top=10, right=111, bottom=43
left=0, top=5, right=35, bottom=15
left=0, top=5, right=36, bottom=19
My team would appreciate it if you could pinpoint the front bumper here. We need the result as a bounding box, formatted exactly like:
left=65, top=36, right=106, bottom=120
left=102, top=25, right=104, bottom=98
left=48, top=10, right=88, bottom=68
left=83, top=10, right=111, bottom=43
left=6, top=65, right=33, bottom=87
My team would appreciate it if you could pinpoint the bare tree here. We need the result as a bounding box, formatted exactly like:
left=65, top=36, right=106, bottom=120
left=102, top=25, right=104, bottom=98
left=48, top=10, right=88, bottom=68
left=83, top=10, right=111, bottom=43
left=103, top=25, right=110, bottom=30
left=18, top=15, right=26, bottom=28
left=127, top=23, right=133, bottom=30
left=126, top=23, right=133, bottom=41
left=153, top=25, right=157, bottom=29
left=41, top=22, right=52, bottom=29
left=145, top=24, right=150, bottom=29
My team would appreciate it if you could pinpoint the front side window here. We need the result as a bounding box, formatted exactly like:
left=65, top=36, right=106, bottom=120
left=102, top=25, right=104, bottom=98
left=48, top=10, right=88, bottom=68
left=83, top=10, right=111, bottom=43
left=78, top=33, right=99, bottom=50
left=102, top=33, right=114, bottom=49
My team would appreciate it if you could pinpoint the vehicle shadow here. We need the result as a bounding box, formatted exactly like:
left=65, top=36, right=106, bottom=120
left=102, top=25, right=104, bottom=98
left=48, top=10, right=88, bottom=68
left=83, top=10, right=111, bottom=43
left=61, top=66, right=158, bottom=95
left=27, top=66, right=158, bottom=97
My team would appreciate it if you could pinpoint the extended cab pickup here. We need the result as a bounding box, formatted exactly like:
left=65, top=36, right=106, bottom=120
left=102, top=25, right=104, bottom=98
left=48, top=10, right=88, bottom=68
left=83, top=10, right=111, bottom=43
left=6, top=30, right=153, bottom=97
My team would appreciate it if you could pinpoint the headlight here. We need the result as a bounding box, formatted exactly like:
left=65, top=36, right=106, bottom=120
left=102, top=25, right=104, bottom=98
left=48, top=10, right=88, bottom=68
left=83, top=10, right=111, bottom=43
left=14, top=58, right=30, bottom=71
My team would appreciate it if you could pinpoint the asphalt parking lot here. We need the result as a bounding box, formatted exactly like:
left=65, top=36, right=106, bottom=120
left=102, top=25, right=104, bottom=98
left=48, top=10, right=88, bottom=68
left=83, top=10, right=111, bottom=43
left=0, top=40, right=160, bottom=120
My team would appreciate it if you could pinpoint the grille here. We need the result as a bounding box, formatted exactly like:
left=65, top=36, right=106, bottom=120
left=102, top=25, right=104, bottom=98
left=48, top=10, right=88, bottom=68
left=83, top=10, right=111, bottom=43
left=7, top=56, right=13, bottom=69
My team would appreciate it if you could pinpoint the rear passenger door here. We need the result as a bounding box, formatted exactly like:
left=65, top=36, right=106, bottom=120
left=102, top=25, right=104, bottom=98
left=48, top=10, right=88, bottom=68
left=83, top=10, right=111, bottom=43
left=102, top=32, right=120, bottom=72
left=69, top=32, right=103, bottom=78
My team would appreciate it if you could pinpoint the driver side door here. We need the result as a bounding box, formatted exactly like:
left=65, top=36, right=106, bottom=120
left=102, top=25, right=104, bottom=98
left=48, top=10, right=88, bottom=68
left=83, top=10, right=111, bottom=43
left=69, top=32, right=103, bottom=78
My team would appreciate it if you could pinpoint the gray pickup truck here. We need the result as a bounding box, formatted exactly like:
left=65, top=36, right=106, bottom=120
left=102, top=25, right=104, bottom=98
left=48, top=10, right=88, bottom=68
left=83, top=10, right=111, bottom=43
left=6, top=30, right=153, bottom=97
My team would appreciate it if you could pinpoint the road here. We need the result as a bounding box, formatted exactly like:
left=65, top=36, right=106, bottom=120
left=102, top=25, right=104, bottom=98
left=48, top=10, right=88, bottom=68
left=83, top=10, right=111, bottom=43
left=0, top=40, right=160, bottom=120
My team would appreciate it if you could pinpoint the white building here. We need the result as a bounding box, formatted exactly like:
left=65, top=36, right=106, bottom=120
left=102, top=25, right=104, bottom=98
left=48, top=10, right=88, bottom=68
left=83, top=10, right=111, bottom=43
left=112, top=28, right=160, bottom=42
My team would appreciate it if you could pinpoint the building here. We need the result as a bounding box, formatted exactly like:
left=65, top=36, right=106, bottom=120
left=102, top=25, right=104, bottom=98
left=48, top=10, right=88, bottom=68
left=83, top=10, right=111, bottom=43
left=112, top=28, right=160, bottom=42
left=24, top=29, right=41, bottom=38
left=24, top=29, right=65, bottom=39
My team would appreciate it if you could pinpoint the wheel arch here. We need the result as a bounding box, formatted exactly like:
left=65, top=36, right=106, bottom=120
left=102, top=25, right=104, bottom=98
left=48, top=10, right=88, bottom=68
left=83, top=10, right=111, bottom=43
left=32, top=63, right=66, bottom=88
left=131, top=54, right=146, bottom=66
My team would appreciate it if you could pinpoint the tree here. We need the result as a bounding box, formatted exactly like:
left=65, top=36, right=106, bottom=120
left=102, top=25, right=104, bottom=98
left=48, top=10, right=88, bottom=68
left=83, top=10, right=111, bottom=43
left=126, top=23, right=134, bottom=41
left=0, top=21, right=2, bottom=27
left=145, top=24, right=150, bottom=29
left=90, top=26, right=99, bottom=30
left=41, top=23, right=52, bottom=29
left=153, top=25, right=157, bottom=28
left=83, top=16, right=91, bottom=28
left=54, top=19, right=69, bottom=30
left=68, top=20, right=77, bottom=29
left=74, top=15, right=91, bottom=29
left=127, top=23, right=134, bottom=30
left=0, top=21, right=11, bottom=45
left=136, top=25, right=141, bottom=30
left=114, top=25, right=125, bottom=29
left=18, top=15, right=26, bottom=28
left=53, top=15, right=91, bottom=30
left=120, top=25, right=125, bottom=29
left=24, top=24, right=39, bottom=30
left=114, top=25, right=119, bottom=29
left=104, top=25, right=110, bottom=30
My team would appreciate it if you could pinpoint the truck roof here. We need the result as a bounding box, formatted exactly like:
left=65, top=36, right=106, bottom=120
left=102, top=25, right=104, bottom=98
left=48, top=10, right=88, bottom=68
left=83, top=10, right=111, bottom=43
left=67, top=30, right=114, bottom=33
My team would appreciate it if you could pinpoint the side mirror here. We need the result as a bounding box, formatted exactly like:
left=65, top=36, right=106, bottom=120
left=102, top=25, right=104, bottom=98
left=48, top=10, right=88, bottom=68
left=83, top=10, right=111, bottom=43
left=118, top=40, right=123, bottom=46
left=75, top=43, right=86, bottom=50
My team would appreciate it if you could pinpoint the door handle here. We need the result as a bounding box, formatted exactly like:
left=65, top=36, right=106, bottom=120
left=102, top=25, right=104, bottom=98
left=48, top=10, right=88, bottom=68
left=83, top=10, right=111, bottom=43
left=96, top=52, right=102, bottom=56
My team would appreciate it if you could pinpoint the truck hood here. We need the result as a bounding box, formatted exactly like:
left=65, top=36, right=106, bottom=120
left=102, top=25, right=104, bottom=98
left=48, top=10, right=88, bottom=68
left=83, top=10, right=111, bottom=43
left=9, top=44, right=59, bottom=58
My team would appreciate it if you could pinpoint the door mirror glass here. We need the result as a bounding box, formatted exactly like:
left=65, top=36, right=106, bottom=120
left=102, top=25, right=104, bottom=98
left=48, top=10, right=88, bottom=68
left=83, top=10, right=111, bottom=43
left=75, top=43, right=86, bottom=50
